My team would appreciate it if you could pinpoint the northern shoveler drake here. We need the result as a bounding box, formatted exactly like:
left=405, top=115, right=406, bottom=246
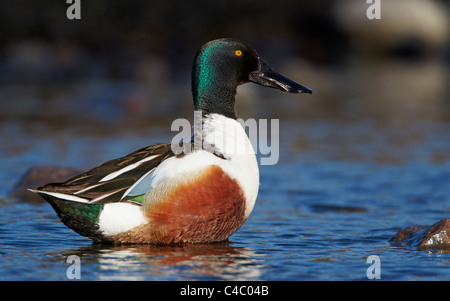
left=29, top=38, right=312, bottom=244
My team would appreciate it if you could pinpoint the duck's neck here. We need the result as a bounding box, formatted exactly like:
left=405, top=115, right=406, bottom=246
left=192, top=111, right=256, bottom=161
left=191, top=52, right=239, bottom=119
left=193, top=86, right=237, bottom=120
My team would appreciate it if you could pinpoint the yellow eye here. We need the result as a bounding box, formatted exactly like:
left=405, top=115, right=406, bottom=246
left=235, top=50, right=242, bottom=56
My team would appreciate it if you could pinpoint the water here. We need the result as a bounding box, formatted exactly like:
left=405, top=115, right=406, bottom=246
left=1, top=104, right=450, bottom=281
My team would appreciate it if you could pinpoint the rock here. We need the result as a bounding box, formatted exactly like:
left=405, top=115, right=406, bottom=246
left=390, top=219, right=450, bottom=250
left=333, top=0, right=450, bottom=57
left=9, top=166, right=82, bottom=204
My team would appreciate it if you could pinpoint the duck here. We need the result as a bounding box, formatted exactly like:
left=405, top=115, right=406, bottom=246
left=29, top=38, right=312, bottom=244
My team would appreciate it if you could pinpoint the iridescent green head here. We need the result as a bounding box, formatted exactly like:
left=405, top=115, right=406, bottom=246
left=192, top=38, right=312, bottom=119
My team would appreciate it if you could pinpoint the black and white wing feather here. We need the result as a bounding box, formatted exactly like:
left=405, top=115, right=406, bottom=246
left=31, top=143, right=177, bottom=205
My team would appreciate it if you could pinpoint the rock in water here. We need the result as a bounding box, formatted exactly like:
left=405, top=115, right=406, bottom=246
left=390, top=219, right=450, bottom=250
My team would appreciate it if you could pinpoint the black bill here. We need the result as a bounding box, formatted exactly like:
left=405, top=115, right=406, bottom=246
left=249, top=60, right=312, bottom=94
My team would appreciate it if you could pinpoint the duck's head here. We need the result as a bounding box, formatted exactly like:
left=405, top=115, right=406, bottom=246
left=192, top=38, right=312, bottom=119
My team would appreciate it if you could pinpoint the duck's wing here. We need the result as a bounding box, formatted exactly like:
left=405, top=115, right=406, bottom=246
left=29, top=143, right=178, bottom=205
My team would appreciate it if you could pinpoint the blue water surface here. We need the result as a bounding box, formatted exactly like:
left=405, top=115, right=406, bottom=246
left=1, top=108, right=450, bottom=281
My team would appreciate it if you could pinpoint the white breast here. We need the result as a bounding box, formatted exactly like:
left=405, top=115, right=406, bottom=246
left=148, top=112, right=260, bottom=218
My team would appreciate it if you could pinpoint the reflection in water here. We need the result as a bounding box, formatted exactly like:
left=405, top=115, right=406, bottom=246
left=57, top=243, right=264, bottom=281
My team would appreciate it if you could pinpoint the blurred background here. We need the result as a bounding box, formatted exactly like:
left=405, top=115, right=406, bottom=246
left=0, top=0, right=448, bottom=128
left=0, top=0, right=449, bottom=187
